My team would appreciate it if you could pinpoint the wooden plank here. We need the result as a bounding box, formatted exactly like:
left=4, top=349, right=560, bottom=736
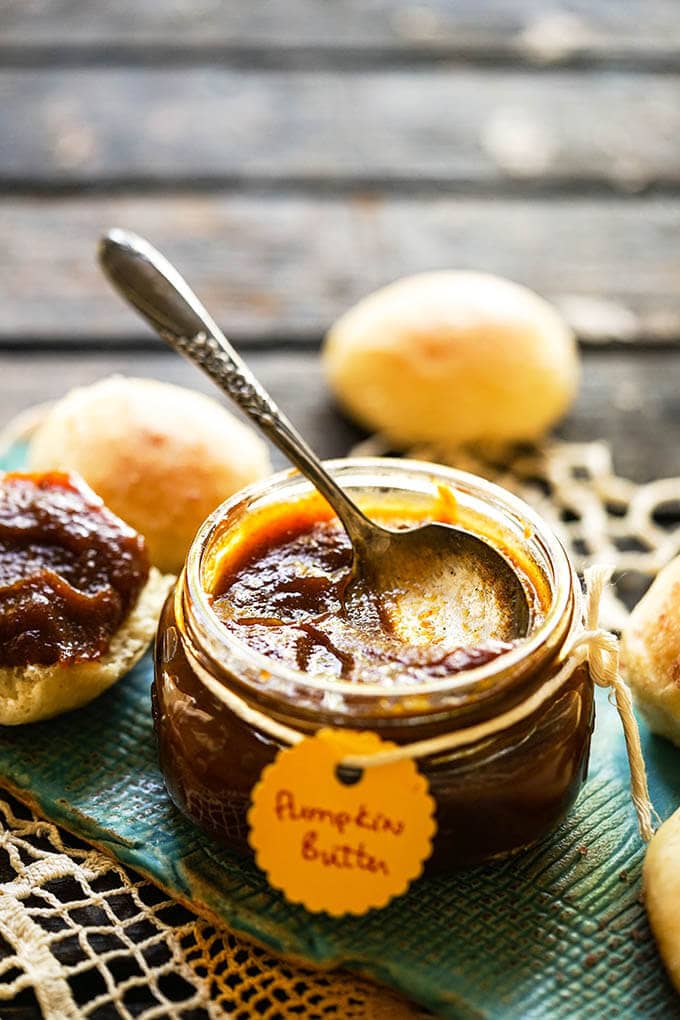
left=0, top=351, right=363, bottom=466
left=1, top=67, right=678, bottom=189
left=1, top=194, right=679, bottom=345
left=1, top=349, right=679, bottom=484
left=2, top=1, right=679, bottom=63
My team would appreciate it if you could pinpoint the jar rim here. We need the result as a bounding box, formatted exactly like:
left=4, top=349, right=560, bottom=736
left=183, top=457, right=575, bottom=704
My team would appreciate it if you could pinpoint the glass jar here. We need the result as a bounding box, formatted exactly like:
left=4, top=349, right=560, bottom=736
left=153, top=458, right=593, bottom=871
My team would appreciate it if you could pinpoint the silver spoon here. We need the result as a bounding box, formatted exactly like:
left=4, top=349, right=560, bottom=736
left=98, top=229, right=531, bottom=646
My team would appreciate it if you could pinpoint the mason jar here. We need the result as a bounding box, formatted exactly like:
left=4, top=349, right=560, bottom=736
left=153, top=458, right=593, bottom=870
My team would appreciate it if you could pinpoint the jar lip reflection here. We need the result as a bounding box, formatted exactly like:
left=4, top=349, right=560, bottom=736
left=183, top=457, right=575, bottom=704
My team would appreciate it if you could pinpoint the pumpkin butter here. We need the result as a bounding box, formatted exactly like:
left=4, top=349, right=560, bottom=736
left=0, top=472, right=149, bottom=667
left=210, top=501, right=516, bottom=686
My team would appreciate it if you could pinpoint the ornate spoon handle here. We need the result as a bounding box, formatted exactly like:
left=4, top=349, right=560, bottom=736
left=98, top=229, right=374, bottom=548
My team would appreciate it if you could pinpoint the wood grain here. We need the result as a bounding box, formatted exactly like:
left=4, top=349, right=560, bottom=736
left=0, top=351, right=363, bottom=467
left=2, top=349, right=679, bottom=483
left=1, top=194, right=679, bottom=345
left=1, top=67, right=678, bottom=190
left=2, top=1, right=679, bottom=63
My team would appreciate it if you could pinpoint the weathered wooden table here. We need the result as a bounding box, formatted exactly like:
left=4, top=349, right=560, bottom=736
left=2, top=2, right=680, bottom=1016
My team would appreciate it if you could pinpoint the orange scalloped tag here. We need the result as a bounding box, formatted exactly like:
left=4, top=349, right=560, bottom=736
left=248, top=729, right=436, bottom=916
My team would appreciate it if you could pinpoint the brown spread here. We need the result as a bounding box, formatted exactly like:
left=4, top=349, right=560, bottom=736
left=154, top=469, right=593, bottom=871
left=0, top=472, right=149, bottom=667
left=210, top=502, right=516, bottom=685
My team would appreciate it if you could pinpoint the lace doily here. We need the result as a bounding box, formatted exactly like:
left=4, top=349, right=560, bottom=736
left=0, top=794, right=428, bottom=1019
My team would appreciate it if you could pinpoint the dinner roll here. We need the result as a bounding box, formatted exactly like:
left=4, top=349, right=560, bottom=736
left=644, top=807, right=680, bottom=993
left=29, top=376, right=272, bottom=574
left=323, top=271, right=579, bottom=448
left=622, top=556, right=680, bottom=747
left=0, top=566, right=173, bottom=725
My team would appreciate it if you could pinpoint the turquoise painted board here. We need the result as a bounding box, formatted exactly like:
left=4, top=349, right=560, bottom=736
left=1, top=444, right=679, bottom=1018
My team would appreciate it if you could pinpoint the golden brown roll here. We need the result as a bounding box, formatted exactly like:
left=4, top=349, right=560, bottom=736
left=29, top=376, right=272, bottom=574
left=323, top=271, right=579, bottom=448
left=622, top=555, right=680, bottom=747
left=0, top=469, right=175, bottom=724
left=644, top=807, right=680, bottom=993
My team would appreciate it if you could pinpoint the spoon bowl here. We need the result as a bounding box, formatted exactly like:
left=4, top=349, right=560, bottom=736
left=98, top=229, right=532, bottom=646
left=351, top=519, right=531, bottom=646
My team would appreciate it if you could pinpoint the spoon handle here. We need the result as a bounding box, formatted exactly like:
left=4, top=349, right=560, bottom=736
left=98, top=229, right=373, bottom=545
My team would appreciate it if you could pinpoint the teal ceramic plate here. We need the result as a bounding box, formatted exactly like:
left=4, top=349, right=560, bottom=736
left=1, top=442, right=679, bottom=1019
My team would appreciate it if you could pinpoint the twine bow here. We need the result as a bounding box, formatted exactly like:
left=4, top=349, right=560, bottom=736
left=575, top=567, right=654, bottom=841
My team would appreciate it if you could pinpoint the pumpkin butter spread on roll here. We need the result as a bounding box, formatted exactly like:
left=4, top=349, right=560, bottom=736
left=0, top=471, right=173, bottom=724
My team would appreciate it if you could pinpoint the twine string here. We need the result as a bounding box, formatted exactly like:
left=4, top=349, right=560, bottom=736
left=582, top=566, right=655, bottom=841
